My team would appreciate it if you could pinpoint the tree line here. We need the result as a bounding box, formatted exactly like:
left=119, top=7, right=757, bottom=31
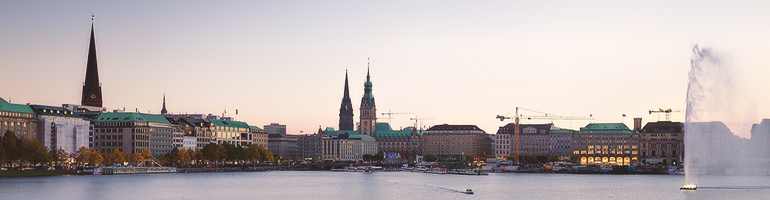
left=1, top=130, right=275, bottom=167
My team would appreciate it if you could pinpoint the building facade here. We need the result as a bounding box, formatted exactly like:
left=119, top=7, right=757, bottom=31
left=0, top=97, right=38, bottom=140
left=268, top=134, right=298, bottom=160
left=422, top=124, right=493, bottom=157
left=30, top=105, right=89, bottom=155
left=209, top=119, right=252, bottom=146
left=322, top=133, right=377, bottom=162
left=495, top=123, right=575, bottom=162
left=93, top=112, right=173, bottom=156
left=264, top=123, right=287, bottom=136
left=572, top=123, right=640, bottom=166
left=372, top=123, right=423, bottom=162
left=297, top=134, right=324, bottom=161
left=250, top=126, right=268, bottom=148
left=640, top=121, right=684, bottom=166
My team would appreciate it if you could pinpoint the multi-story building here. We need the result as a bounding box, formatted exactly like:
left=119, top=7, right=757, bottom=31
left=372, top=123, right=423, bottom=162
left=93, top=112, right=173, bottom=156
left=572, top=123, right=640, bottom=166
left=268, top=134, right=298, bottom=160
left=495, top=123, right=575, bottom=161
left=30, top=105, right=89, bottom=154
left=250, top=126, right=268, bottom=148
left=209, top=119, right=252, bottom=146
left=264, top=123, right=286, bottom=136
left=0, top=97, right=38, bottom=139
left=182, top=135, right=197, bottom=150
left=640, top=121, right=684, bottom=166
left=422, top=124, right=493, bottom=158
left=549, top=129, right=574, bottom=159
left=297, top=134, right=324, bottom=161
left=322, top=133, right=377, bottom=162
left=171, top=116, right=213, bottom=148
left=751, top=119, right=770, bottom=159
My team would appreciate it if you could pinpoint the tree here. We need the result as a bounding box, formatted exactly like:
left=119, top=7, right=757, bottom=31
left=165, top=147, right=180, bottom=165
left=140, top=148, right=153, bottom=160
left=88, top=149, right=103, bottom=165
left=177, top=148, right=192, bottom=164
left=424, top=154, right=437, bottom=162
left=75, top=146, right=92, bottom=165
left=24, top=138, right=52, bottom=165
left=362, top=154, right=373, bottom=162
left=52, top=148, right=69, bottom=165
left=1, top=131, right=22, bottom=166
left=202, top=143, right=226, bottom=163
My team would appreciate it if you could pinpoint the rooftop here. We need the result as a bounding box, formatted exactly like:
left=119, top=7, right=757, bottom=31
left=578, top=123, right=636, bottom=134
left=96, top=112, right=170, bottom=124
left=0, top=97, right=34, bottom=114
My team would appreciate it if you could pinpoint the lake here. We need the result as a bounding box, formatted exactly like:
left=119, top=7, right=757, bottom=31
left=1, top=171, right=769, bottom=199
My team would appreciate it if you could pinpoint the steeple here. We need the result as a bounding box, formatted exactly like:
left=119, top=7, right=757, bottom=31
left=338, top=70, right=354, bottom=131
left=360, top=58, right=376, bottom=136
left=81, top=15, right=103, bottom=108
left=161, top=93, right=168, bottom=115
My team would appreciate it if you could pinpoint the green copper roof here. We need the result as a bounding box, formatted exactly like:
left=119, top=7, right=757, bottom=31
left=578, top=123, right=636, bottom=134
left=550, top=129, right=576, bottom=134
left=347, top=134, right=375, bottom=140
left=208, top=119, right=250, bottom=128
left=249, top=126, right=264, bottom=131
left=0, top=97, right=35, bottom=114
left=373, top=123, right=421, bottom=140
left=96, top=112, right=170, bottom=124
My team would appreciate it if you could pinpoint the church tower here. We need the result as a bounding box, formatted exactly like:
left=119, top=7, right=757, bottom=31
left=360, top=59, right=376, bottom=136
left=161, top=94, right=168, bottom=115
left=338, top=70, right=354, bottom=131
left=81, top=16, right=103, bottom=107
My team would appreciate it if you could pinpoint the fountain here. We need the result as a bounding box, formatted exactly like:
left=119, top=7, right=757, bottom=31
left=683, top=45, right=769, bottom=190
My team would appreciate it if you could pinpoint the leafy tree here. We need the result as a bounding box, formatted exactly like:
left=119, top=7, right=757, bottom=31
left=52, top=148, right=69, bottom=165
left=24, top=138, right=52, bottom=165
left=1, top=131, right=22, bottom=166
left=177, top=148, right=192, bottom=164
left=362, top=154, right=373, bottom=162
left=424, top=154, right=437, bottom=162
left=166, top=147, right=179, bottom=165
left=75, top=146, right=92, bottom=165
left=140, top=148, right=153, bottom=160
left=88, top=149, right=103, bottom=165
left=202, top=143, right=226, bottom=163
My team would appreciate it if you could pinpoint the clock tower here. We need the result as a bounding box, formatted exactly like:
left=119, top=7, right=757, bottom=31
left=360, top=60, right=376, bottom=136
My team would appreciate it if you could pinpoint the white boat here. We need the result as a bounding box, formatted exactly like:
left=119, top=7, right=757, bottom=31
left=465, top=189, right=474, bottom=194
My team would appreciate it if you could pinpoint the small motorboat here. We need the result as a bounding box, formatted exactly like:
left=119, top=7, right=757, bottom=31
left=680, top=184, right=697, bottom=191
left=464, top=189, right=474, bottom=194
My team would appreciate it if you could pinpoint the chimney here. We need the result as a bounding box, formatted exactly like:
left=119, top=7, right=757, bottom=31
left=633, top=118, right=643, bottom=131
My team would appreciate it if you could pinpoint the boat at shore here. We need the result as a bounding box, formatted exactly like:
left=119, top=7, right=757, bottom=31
left=96, top=166, right=177, bottom=175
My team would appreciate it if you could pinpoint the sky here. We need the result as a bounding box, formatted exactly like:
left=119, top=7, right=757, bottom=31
left=1, top=1, right=769, bottom=137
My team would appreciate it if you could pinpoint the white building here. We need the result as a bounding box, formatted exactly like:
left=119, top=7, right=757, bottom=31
left=30, top=105, right=90, bottom=155
left=322, top=134, right=377, bottom=161
left=183, top=135, right=197, bottom=150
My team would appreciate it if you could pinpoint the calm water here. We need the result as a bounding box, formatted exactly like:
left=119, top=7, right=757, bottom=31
left=2, top=171, right=770, bottom=199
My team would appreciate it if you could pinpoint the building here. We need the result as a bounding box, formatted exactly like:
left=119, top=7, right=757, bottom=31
left=182, top=135, right=197, bottom=150
left=264, top=123, right=286, bottom=136
left=268, top=134, right=298, bottom=160
left=640, top=121, right=684, bottom=166
left=30, top=105, right=89, bottom=155
left=686, top=121, right=746, bottom=174
left=250, top=126, right=268, bottom=148
left=372, top=123, right=423, bottom=162
left=170, top=116, right=213, bottom=148
left=495, top=123, right=575, bottom=162
left=0, top=97, right=38, bottom=139
left=751, top=119, right=770, bottom=159
left=359, top=66, right=376, bottom=136
left=297, top=134, right=324, bottom=161
left=322, top=133, right=377, bottom=162
left=81, top=21, right=103, bottom=108
left=338, top=70, right=354, bottom=131
left=92, top=112, right=173, bottom=156
left=572, top=123, right=640, bottom=166
left=422, top=124, right=493, bottom=158
left=209, top=119, right=252, bottom=146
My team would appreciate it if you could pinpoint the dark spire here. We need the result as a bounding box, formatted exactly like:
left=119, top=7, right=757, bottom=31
left=161, top=93, right=168, bottom=115
left=339, top=70, right=354, bottom=130
left=81, top=17, right=103, bottom=107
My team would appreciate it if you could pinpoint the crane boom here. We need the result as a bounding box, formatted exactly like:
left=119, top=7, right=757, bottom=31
left=496, top=107, right=593, bottom=164
left=648, top=108, right=683, bottom=121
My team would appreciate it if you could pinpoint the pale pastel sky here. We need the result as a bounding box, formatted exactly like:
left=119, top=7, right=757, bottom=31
left=1, top=1, right=769, bottom=137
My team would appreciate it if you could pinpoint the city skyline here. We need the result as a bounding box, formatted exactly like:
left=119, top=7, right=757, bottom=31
left=2, top=1, right=770, bottom=137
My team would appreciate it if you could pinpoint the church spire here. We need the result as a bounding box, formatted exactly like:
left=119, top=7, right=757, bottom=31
left=161, top=93, right=168, bottom=115
left=81, top=15, right=103, bottom=107
left=360, top=58, right=376, bottom=136
left=338, top=70, right=354, bottom=131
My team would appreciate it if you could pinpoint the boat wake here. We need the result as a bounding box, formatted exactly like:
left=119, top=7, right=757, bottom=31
left=698, top=186, right=770, bottom=190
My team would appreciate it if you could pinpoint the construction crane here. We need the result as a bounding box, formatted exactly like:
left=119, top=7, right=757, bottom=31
left=496, top=107, right=593, bottom=163
left=409, top=117, right=434, bottom=130
left=381, top=110, right=413, bottom=124
left=648, top=108, right=683, bottom=121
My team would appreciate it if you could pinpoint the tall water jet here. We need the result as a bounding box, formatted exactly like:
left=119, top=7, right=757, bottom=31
left=684, top=45, right=752, bottom=186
